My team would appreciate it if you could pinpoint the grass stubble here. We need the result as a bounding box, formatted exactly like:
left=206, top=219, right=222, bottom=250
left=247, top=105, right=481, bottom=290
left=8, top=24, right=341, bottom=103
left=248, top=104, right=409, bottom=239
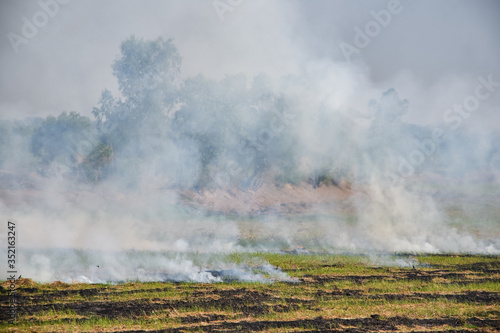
left=0, top=253, right=499, bottom=332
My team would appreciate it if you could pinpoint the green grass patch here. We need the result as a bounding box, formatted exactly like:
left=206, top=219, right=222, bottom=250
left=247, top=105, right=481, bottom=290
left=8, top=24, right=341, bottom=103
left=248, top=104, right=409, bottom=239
left=1, top=253, right=498, bottom=332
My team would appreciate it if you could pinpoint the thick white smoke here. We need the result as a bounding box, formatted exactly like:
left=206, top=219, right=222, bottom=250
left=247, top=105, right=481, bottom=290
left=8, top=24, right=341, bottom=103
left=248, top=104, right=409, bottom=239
left=0, top=1, right=499, bottom=283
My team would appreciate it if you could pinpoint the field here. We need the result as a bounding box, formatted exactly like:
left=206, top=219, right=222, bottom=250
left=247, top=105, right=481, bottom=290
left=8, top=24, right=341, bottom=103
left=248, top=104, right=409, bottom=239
left=1, top=253, right=499, bottom=332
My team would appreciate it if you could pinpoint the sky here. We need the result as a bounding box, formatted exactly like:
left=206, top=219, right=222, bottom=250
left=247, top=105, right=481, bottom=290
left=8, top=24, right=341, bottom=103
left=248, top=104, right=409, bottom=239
left=1, top=0, right=499, bottom=127
left=1, top=1, right=500, bottom=278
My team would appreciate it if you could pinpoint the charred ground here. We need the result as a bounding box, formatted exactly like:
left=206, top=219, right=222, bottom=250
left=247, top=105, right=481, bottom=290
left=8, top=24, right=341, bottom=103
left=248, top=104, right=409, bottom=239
left=1, top=253, right=499, bottom=332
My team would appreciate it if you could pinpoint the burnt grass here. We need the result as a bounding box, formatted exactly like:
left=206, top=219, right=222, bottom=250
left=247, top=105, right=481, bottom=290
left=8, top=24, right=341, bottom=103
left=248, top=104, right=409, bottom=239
left=1, top=257, right=499, bottom=332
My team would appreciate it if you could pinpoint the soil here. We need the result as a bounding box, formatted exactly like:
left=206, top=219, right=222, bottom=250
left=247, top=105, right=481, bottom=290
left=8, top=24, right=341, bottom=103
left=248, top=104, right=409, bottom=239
left=113, top=316, right=498, bottom=333
left=1, top=170, right=499, bottom=331
left=0, top=169, right=353, bottom=217
left=1, top=262, right=499, bottom=332
left=178, top=180, right=354, bottom=216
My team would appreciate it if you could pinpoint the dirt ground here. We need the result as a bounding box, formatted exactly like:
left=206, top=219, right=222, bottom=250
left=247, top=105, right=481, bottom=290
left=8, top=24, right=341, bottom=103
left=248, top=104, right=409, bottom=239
left=178, top=179, right=354, bottom=216
left=0, top=169, right=355, bottom=215
left=1, top=259, right=499, bottom=332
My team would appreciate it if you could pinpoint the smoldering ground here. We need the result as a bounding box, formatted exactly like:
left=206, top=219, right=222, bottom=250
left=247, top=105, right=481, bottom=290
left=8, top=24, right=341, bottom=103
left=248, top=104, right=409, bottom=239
left=0, top=1, right=499, bottom=283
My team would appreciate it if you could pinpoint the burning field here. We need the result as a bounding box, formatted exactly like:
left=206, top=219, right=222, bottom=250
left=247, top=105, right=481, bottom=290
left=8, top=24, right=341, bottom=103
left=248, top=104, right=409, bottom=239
left=1, top=253, right=499, bottom=332
left=2, top=1, right=500, bottom=332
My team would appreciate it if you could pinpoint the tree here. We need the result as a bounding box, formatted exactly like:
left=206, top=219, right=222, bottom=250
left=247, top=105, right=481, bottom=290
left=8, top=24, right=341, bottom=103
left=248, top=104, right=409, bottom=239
left=92, top=36, right=182, bottom=154
left=30, top=112, right=95, bottom=178
left=81, top=142, right=113, bottom=182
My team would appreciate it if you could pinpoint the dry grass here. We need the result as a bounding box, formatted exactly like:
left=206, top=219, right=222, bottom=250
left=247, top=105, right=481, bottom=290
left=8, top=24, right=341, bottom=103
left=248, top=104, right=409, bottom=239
left=1, top=253, right=499, bottom=332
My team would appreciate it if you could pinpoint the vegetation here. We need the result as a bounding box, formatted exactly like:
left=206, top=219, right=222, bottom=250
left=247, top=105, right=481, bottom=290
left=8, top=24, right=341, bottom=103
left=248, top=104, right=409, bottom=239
left=81, top=142, right=113, bottom=182
left=1, top=253, right=498, bottom=332
left=1, top=35, right=498, bottom=191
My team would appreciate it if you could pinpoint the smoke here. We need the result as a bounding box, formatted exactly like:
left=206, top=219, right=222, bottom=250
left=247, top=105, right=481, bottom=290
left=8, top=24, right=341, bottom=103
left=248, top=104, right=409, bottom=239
left=18, top=249, right=298, bottom=283
left=0, top=1, right=499, bottom=283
